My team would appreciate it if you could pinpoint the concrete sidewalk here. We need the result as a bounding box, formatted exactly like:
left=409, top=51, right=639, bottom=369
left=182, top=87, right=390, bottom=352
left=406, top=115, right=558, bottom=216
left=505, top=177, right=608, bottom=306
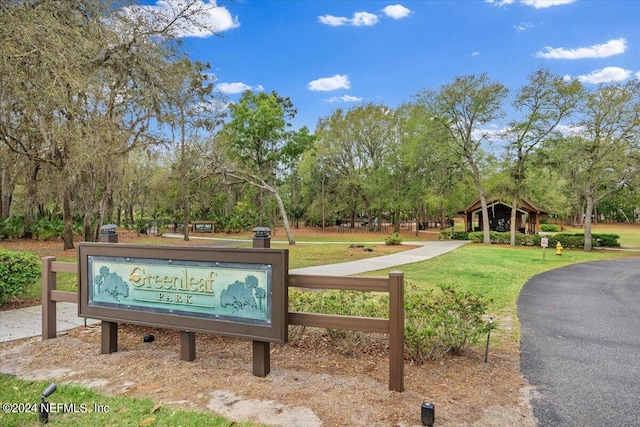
left=0, top=240, right=467, bottom=343
left=0, top=302, right=101, bottom=343
left=290, top=240, right=467, bottom=276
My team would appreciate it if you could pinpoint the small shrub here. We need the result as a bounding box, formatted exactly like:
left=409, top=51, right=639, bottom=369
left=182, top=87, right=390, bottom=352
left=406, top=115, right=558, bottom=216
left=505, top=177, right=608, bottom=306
left=440, top=230, right=470, bottom=240
left=288, top=288, right=388, bottom=354
left=404, top=284, right=491, bottom=363
left=468, top=231, right=483, bottom=243
left=451, top=231, right=469, bottom=240
left=288, top=283, right=491, bottom=362
left=540, top=224, right=561, bottom=232
left=0, top=250, right=40, bottom=304
left=594, top=233, right=620, bottom=247
left=469, top=231, right=515, bottom=244
left=0, top=216, right=26, bottom=240
left=29, top=217, right=64, bottom=240
left=385, top=232, right=403, bottom=245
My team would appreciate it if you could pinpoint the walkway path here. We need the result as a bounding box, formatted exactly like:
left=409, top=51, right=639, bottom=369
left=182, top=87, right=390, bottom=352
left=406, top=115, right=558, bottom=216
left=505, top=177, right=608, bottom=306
left=0, top=239, right=467, bottom=343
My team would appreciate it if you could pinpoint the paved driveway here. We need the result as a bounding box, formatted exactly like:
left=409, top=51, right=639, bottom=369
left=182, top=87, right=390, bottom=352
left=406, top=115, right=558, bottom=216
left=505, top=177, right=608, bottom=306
left=518, top=258, right=640, bottom=427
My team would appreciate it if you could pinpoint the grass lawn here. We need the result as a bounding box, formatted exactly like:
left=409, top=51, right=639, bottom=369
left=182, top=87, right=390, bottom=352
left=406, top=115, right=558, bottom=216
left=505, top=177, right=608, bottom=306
left=365, top=244, right=637, bottom=312
left=0, top=376, right=257, bottom=427
left=557, top=222, right=640, bottom=248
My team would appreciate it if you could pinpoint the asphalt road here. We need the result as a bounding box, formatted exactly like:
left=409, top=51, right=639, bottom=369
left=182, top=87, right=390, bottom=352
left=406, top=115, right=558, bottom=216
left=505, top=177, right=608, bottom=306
left=518, top=257, right=640, bottom=427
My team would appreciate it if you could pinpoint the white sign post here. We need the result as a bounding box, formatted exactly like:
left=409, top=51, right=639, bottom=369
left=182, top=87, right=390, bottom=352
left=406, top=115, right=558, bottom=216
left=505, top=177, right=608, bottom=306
left=541, top=237, right=549, bottom=260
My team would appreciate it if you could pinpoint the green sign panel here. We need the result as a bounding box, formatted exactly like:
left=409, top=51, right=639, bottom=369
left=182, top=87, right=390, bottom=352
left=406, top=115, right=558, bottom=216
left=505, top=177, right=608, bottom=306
left=78, top=243, right=288, bottom=343
left=88, top=256, right=271, bottom=325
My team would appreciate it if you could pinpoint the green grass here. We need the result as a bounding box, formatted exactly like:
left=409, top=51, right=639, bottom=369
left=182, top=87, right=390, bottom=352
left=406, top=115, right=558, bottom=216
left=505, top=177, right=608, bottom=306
left=558, top=224, right=640, bottom=248
left=0, top=376, right=259, bottom=427
left=272, top=242, right=409, bottom=269
left=363, top=244, right=636, bottom=312
left=360, top=243, right=638, bottom=346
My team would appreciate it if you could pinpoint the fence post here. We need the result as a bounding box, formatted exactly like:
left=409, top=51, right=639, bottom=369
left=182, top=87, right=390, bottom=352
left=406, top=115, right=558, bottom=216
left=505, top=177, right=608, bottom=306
left=252, top=227, right=271, bottom=377
left=41, top=256, right=57, bottom=340
left=388, top=270, right=404, bottom=392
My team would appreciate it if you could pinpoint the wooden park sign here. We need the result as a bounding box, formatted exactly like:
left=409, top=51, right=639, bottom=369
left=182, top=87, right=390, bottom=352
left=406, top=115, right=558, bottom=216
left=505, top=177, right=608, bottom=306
left=77, top=243, right=288, bottom=376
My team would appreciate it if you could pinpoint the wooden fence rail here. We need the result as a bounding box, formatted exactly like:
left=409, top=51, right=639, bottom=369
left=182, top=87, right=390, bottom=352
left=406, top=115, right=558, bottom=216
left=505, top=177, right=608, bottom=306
left=288, top=272, right=404, bottom=391
left=41, top=257, right=404, bottom=391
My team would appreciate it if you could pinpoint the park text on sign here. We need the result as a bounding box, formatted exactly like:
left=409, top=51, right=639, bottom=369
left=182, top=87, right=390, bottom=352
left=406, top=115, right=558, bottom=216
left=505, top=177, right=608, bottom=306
left=78, top=243, right=288, bottom=343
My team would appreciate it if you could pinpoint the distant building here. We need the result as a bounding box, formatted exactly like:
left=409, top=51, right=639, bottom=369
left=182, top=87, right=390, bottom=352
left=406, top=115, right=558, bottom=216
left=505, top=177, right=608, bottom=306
left=457, top=198, right=548, bottom=234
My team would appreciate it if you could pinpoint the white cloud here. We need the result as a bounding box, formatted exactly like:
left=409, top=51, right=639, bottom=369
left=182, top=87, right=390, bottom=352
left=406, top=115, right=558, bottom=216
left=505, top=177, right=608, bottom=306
left=319, top=6, right=411, bottom=26
left=216, top=82, right=263, bottom=94
left=352, top=11, right=379, bottom=26
left=536, top=38, right=627, bottom=59
left=636, top=71, right=640, bottom=80
left=485, top=0, right=516, bottom=6
left=318, top=15, right=350, bottom=26
left=308, top=74, right=351, bottom=91
left=123, top=0, right=240, bottom=38
left=471, top=51, right=480, bottom=56
left=318, top=11, right=378, bottom=27
left=485, top=0, right=575, bottom=7
left=383, top=5, right=412, bottom=19
left=521, top=0, right=576, bottom=8
left=325, top=95, right=363, bottom=103
left=514, top=22, right=533, bottom=32
left=567, top=67, right=632, bottom=84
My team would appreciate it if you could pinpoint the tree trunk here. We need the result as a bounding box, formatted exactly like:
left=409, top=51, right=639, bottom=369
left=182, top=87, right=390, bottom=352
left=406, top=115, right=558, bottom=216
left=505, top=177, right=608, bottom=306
left=62, top=189, right=74, bottom=250
left=480, top=195, right=491, bottom=244
left=183, top=172, right=190, bottom=241
left=83, top=213, right=93, bottom=242
left=394, top=210, right=401, bottom=233
left=469, top=161, right=491, bottom=244
left=180, top=115, right=189, bottom=242
left=272, top=189, right=295, bottom=245
left=127, top=203, right=134, bottom=226
left=510, top=194, right=518, bottom=246
left=0, top=162, right=15, bottom=219
left=584, top=195, right=594, bottom=252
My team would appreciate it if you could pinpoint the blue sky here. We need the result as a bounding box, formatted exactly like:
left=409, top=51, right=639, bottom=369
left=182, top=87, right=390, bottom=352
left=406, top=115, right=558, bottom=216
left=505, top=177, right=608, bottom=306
left=140, top=0, right=640, bottom=131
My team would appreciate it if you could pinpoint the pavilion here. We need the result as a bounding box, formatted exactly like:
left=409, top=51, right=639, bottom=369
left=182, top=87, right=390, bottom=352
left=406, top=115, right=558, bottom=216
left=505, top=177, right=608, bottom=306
left=457, top=198, right=548, bottom=234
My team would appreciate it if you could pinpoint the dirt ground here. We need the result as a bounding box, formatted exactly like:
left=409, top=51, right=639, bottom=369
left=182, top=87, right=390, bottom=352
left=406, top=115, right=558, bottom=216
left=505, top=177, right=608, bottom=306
left=0, top=226, right=536, bottom=426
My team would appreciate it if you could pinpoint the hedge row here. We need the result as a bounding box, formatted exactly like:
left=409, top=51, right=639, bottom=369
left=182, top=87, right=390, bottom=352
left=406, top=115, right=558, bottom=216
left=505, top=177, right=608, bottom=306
left=0, top=250, right=40, bottom=304
left=447, top=231, right=620, bottom=248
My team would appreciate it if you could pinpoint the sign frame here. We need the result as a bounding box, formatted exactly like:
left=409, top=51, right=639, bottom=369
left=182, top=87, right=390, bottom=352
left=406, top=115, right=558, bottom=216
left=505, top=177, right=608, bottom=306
left=193, top=222, right=213, bottom=232
left=78, top=243, right=288, bottom=344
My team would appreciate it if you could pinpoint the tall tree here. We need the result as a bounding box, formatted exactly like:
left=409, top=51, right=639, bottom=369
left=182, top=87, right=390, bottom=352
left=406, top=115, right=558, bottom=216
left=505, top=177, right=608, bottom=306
left=313, top=104, right=399, bottom=229
left=0, top=0, right=223, bottom=248
left=547, top=81, right=640, bottom=251
left=214, top=90, right=313, bottom=244
left=158, top=59, right=219, bottom=241
left=399, top=102, right=467, bottom=233
left=314, top=108, right=365, bottom=228
left=503, top=69, right=581, bottom=245
left=416, top=74, right=508, bottom=244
